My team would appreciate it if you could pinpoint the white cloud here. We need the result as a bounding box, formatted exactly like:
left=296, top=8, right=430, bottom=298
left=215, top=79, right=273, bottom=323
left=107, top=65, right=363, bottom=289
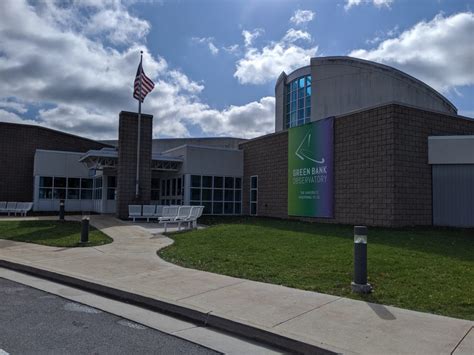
left=282, top=29, right=312, bottom=43
left=290, top=9, right=315, bottom=25
left=192, top=37, right=219, bottom=55
left=345, top=0, right=393, bottom=10
left=85, top=8, right=150, bottom=44
left=349, top=12, right=474, bottom=93
left=182, top=97, right=275, bottom=138
left=0, top=109, right=39, bottom=126
left=242, top=28, right=264, bottom=47
left=365, top=25, right=399, bottom=45
left=208, top=42, right=219, bottom=55
left=0, top=99, right=28, bottom=114
left=223, top=44, right=240, bottom=55
left=234, top=29, right=317, bottom=85
left=0, top=0, right=275, bottom=139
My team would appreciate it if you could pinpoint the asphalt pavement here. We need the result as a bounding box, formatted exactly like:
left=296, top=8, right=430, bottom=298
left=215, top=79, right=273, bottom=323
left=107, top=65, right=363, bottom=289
left=0, top=278, right=219, bottom=355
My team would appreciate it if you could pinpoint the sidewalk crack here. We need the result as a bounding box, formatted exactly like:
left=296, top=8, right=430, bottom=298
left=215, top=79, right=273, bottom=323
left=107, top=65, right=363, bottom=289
left=450, top=325, right=473, bottom=355
left=176, top=280, right=247, bottom=302
left=171, top=325, right=200, bottom=334
left=271, top=297, right=342, bottom=328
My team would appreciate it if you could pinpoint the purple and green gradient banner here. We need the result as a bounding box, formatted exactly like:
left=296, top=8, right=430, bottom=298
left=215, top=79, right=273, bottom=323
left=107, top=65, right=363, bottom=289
left=288, top=117, right=334, bottom=218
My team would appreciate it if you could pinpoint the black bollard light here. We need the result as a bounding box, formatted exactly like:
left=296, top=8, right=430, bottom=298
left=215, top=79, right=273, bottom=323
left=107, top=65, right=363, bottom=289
left=59, top=199, right=65, bottom=221
left=351, top=226, right=373, bottom=294
left=81, top=216, right=90, bottom=244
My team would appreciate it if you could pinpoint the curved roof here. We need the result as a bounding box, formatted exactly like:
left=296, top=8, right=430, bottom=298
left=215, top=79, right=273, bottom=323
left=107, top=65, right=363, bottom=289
left=309, top=56, right=456, bottom=112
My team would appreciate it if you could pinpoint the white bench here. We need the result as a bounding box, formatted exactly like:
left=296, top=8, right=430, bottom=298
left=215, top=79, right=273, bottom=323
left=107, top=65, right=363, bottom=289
left=128, top=205, right=143, bottom=222
left=185, top=206, right=204, bottom=229
left=16, top=202, right=33, bottom=216
left=0, top=202, right=33, bottom=216
left=128, top=205, right=166, bottom=222
left=157, top=206, right=206, bottom=232
left=157, top=206, right=180, bottom=232
left=128, top=205, right=204, bottom=231
left=153, top=205, right=164, bottom=219
left=142, top=205, right=156, bottom=222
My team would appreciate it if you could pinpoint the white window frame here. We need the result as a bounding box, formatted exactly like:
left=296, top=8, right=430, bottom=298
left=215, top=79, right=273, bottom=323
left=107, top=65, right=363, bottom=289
left=188, top=174, right=242, bottom=215
left=250, top=175, right=258, bottom=216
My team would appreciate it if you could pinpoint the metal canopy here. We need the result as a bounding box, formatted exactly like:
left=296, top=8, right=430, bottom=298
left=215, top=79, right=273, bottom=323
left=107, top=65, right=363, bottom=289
left=79, top=148, right=118, bottom=170
left=79, top=148, right=183, bottom=172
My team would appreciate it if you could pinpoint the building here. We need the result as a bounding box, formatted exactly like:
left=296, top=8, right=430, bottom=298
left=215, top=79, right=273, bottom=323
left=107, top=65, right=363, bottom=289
left=1, top=56, right=473, bottom=227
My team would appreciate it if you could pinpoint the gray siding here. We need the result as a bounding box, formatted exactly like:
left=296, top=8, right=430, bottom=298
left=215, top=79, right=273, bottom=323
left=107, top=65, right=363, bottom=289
left=34, top=150, right=90, bottom=177
left=433, top=165, right=474, bottom=227
left=310, top=57, right=456, bottom=123
left=162, top=145, right=243, bottom=177
left=428, top=136, right=474, bottom=164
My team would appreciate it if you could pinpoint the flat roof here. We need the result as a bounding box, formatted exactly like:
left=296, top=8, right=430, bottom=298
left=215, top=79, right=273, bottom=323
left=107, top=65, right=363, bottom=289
left=79, top=148, right=183, bottom=163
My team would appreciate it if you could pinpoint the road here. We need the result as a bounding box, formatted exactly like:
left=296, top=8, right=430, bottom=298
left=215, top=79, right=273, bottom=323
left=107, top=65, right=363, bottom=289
left=0, top=277, right=219, bottom=355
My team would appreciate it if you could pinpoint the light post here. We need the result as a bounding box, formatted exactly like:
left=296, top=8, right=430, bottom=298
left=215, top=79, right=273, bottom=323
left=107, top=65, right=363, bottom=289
left=351, top=226, right=373, bottom=294
left=59, top=199, right=65, bottom=221
left=81, top=215, right=90, bottom=244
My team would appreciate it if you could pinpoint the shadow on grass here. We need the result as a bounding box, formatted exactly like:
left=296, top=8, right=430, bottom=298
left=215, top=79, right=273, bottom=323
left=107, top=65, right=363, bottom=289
left=0, top=220, right=110, bottom=247
left=1, top=221, right=76, bottom=240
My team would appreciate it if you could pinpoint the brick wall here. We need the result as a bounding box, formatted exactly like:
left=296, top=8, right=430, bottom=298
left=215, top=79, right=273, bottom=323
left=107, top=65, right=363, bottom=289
left=116, top=111, right=153, bottom=219
left=242, top=131, right=289, bottom=219
left=0, top=122, right=109, bottom=202
left=392, top=106, right=474, bottom=226
left=241, top=103, right=474, bottom=227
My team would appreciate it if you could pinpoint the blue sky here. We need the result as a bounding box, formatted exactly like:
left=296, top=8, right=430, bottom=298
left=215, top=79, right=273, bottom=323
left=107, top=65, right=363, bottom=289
left=0, top=0, right=473, bottom=139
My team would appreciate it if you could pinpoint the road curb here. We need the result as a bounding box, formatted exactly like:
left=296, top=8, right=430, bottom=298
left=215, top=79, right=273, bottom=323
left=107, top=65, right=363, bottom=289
left=0, top=259, right=337, bottom=355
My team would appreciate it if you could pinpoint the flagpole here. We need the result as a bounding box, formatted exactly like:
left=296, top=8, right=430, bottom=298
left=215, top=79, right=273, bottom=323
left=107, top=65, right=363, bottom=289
left=135, top=51, right=143, bottom=199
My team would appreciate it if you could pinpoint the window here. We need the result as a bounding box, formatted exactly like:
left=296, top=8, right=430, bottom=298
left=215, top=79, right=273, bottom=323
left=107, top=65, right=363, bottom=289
left=39, top=187, right=52, bottom=199
left=202, top=176, right=212, bottom=188
left=107, top=176, right=116, bottom=200
left=39, top=176, right=52, bottom=199
left=93, top=177, right=102, bottom=200
left=191, top=175, right=201, bottom=188
left=212, top=189, right=222, bottom=201
left=191, top=188, right=201, bottom=201
left=38, top=176, right=94, bottom=200
left=159, top=177, right=183, bottom=204
left=151, top=178, right=160, bottom=201
left=53, top=177, right=66, bottom=200
left=214, top=176, right=223, bottom=188
left=250, top=176, right=258, bottom=215
left=177, top=178, right=182, bottom=196
left=81, top=178, right=93, bottom=199
left=189, top=175, right=242, bottom=215
left=285, top=74, right=311, bottom=129
left=67, top=182, right=80, bottom=199
left=202, top=188, right=212, bottom=201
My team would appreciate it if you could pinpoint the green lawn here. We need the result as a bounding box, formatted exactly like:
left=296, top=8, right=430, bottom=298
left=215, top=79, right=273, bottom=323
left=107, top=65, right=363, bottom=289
left=0, top=220, right=112, bottom=247
left=159, top=217, right=474, bottom=320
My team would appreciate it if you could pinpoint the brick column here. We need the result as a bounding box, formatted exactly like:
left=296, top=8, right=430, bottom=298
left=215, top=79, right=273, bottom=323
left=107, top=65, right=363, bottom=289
left=116, top=111, right=153, bottom=219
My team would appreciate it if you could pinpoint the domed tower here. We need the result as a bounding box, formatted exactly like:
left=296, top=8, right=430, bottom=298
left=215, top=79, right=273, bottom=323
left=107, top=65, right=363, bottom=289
left=275, top=56, right=457, bottom=132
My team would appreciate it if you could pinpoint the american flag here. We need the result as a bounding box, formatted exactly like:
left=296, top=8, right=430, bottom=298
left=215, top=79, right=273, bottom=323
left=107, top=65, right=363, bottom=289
left=133, top=61, right=155, bottom=102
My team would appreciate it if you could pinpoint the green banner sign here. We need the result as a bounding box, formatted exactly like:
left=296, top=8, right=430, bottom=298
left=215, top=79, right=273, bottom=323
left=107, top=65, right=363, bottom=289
left=288, top=117, right=334, bottom=217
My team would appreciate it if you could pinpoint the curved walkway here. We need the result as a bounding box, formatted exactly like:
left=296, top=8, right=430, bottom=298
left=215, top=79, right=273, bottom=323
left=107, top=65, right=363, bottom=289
left=0, top=215, right=472, bottom=354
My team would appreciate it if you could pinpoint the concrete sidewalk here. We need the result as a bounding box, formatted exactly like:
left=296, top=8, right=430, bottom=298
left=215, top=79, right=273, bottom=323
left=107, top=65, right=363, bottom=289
left=0, top=215, right=472, bottom=354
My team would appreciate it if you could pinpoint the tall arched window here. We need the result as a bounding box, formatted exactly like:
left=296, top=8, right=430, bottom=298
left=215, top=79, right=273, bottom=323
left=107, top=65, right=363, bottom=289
left=285, top=75, right=311, bottom=128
